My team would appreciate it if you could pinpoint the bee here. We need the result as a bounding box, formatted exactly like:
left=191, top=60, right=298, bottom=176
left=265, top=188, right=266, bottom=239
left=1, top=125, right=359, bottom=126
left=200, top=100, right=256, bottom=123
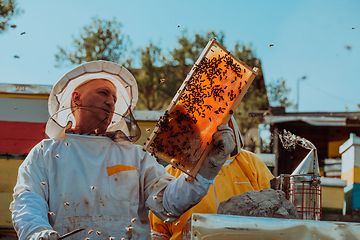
left=160, top=78, right=165, bottom=83
left=85, top=238, right=90, bottom=240
left=20, top=32, right=25, bottom=35
left=55, top=154, right=59, bottom=158
left=109, top=237, right=115, bottom=240
left=121, top=238, right=126, bottom=240
left=153, top=196, right=158, bottom=200
left=126, top=226, right=133, bottom=231
left=65, top=142, right=70, bottom=146
left=269, top=43, right=274, bottom=47
left=63, top=202, right=69, bottom=206
left=166, top=212, right=173, bottom=216
left=48, top=211, right=55, bottom=216
left=88, top=230, right=93, bottom=234
left=175, top=221, right=180, bottom=226
left=96, top=231, right=101, bottom=235
left=146, top=128, right=151, bottom=133
left=177, top=25, right=180, bottom=28
left=131, top=218, right=137, bottom=223
left=41, top=182, right=46, bottom=186
left=90, top=186, right=96, bottom=190
left=14, top=55, right=20, bottom=58
left=164, top=218, right=170, bottom=224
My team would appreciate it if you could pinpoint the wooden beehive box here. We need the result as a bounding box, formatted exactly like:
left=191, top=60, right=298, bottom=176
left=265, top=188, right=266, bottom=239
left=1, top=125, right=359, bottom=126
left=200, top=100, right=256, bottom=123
left=144, top=38, right=258, bottom=177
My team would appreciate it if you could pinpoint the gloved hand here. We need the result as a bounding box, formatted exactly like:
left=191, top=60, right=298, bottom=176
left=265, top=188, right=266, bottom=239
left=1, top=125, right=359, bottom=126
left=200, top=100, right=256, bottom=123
left=28, top=230, right=59, bottom=240
left=198, top=125, right=235, bottom=180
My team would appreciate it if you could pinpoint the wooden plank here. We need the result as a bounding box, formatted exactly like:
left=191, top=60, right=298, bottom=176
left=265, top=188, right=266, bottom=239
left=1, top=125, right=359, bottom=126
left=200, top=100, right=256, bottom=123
left=321, top=186, right=345, bottom=209
left=0, top=159, right=23, bottom=192
left=0, top=121, right=47, bottom=154
left=0, top=193, right=14, bottom=227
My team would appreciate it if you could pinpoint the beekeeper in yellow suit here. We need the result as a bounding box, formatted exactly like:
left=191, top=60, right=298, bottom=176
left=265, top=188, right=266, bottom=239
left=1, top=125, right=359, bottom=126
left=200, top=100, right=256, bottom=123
left=149, top=117, right=274, bottom=240
left=10, top=61, right=235, bottom=240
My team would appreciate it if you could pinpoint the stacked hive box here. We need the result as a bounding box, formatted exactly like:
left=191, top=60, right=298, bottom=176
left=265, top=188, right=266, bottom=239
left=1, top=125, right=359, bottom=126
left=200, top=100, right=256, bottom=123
left=340, top=133, right=360, bottom=214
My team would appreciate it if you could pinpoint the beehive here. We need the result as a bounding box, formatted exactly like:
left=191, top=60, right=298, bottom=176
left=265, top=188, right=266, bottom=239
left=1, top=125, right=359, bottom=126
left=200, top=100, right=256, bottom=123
left=145, top=39, right=258, bottom=177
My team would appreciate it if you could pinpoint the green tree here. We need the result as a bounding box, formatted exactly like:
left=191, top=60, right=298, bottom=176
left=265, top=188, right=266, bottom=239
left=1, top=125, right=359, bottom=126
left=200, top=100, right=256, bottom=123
left=167, top=30, right=225, bottom=97
left=267, top=78, right=293, bottom=109
left=134, top=30, right=226, bottom=111
left=232, top=42, right=269, bottom=133
left=55, top=17, right=133, bottom=68
left=0, top=0, right=22, bottom=33
left=132, top=42, right=170, bottom=110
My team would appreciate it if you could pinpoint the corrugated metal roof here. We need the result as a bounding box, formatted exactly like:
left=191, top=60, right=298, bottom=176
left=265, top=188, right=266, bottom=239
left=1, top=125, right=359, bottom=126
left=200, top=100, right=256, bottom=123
left=0, top=83, right=52, bottom=95
left=264, top=116, right=347, bottom=126
left=133, top=110, right=163, bottom=121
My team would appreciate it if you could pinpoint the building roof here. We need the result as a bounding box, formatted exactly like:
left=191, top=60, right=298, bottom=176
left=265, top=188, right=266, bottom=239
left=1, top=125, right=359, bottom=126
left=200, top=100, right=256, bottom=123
left=251, top=107, right=360, bottom=127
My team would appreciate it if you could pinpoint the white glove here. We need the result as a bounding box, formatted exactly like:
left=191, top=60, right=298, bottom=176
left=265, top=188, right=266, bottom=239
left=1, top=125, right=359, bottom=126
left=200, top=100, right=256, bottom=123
left=198, top=125, right=235, bottom=180
left=28, top=230, right=59, bottom=240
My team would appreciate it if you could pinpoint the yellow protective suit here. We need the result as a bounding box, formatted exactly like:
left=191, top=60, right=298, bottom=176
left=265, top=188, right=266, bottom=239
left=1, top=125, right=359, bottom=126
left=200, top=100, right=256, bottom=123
left=148, top=149, right=274, bottom=240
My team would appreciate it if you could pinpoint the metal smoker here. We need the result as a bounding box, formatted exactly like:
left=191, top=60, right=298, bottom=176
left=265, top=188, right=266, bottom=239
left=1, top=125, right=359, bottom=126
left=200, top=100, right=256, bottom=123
left=289, top=149, right=322, bottom=220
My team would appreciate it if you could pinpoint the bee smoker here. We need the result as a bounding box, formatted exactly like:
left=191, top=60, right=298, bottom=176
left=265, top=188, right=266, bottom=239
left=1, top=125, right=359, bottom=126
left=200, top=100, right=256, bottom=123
left=270, top=149, right=322, bottom=220
left=289, top=149, right=322, bottom=220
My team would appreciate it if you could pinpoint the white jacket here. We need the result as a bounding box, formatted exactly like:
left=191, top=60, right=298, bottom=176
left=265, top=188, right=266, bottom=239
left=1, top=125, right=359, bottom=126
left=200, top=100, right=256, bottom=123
left=10, top=134, right=212, bottom=240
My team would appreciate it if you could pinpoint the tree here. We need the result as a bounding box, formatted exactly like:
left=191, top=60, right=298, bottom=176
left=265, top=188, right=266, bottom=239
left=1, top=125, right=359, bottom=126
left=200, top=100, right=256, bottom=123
left=134, top=30, right=226, bottom=111
left=132, top=42, right=170, bottom=110
left=267, top=78, right=293, bottom=109
left=55, top=17, right=133, bottom=68
left=0, top=0, right=22, bottom=34
left=232, top=42, right=270, bottom=132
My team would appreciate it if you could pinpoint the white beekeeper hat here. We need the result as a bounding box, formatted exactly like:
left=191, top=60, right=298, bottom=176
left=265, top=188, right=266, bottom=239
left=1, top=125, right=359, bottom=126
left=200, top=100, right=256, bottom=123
left=46, top=60, right=140, bottom=142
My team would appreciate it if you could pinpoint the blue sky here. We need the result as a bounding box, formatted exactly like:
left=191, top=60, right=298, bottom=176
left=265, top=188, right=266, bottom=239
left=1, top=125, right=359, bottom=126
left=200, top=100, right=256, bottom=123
left=0, top=0, right=359, bottom=112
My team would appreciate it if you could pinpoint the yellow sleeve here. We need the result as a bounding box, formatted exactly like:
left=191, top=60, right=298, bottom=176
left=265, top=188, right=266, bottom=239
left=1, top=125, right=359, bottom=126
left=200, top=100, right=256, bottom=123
left=238, top=150, right=274, bottom=190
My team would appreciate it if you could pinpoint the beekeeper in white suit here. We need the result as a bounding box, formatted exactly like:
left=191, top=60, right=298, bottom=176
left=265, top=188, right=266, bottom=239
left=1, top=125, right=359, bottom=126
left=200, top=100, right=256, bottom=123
left=10, top=61, right=235, bottom=240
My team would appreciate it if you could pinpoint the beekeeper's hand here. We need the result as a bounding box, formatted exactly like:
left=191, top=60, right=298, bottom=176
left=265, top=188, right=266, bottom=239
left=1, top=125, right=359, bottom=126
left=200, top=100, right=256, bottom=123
left=28, top=230, right=59, bottom=240
left=198, top=125, right=235, bottom=180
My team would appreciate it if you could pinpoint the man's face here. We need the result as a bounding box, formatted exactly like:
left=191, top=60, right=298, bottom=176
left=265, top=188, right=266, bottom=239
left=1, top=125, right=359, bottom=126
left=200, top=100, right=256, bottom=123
left=72, top=79, right=117, bottom=134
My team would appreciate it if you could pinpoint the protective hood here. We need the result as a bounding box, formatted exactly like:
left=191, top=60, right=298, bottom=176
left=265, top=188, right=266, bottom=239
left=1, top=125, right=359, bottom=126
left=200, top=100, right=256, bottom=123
left=46, top=60, right=140, bottom=143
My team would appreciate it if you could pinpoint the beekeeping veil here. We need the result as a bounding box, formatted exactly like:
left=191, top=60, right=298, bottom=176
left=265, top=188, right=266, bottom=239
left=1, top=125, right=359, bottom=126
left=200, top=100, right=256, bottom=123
left=46, top=60, right=140, bottom=143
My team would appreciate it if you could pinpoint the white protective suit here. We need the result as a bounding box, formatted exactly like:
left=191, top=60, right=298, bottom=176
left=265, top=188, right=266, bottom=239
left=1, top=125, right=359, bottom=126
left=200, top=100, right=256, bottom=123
left=10, top=60, right=232, bottom=240
left=11, top=134, right=212, bottom=240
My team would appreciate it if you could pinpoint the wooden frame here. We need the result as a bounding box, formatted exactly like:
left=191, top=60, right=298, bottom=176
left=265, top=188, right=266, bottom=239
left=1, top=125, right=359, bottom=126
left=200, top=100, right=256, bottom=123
left=144, top=38, right=258, bottom=178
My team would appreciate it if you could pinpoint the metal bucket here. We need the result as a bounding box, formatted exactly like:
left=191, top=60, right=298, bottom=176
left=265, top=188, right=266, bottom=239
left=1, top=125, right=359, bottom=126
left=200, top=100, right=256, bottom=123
left=289, top=174, right=321, bottom=220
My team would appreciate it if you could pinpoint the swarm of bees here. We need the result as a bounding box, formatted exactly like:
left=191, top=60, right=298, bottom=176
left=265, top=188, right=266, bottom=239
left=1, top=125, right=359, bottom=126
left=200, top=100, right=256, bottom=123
left=147, top=41, right=255, bottom=176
